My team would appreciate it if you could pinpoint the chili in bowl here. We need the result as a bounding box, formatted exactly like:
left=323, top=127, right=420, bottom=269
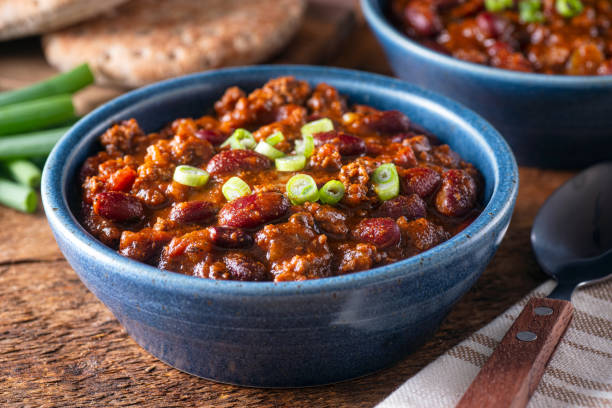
left=42, top=65, right=517, bottom=386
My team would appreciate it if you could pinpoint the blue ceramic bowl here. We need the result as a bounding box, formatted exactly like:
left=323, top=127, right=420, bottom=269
left=362, top=0, right=612, bottom=168
left=42, top=65, right=517, bottom=387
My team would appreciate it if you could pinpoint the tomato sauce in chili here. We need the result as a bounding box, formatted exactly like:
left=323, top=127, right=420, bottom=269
left=391, top=0, right=612, bottom=75
left=79, top=77, right=483, bottom=282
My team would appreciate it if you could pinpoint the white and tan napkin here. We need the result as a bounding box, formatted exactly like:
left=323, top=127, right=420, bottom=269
left=377, top=279, right=612, bottom=408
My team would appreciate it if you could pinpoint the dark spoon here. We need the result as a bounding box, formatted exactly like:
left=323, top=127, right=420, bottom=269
left=457, top=162, right=612, bottom=408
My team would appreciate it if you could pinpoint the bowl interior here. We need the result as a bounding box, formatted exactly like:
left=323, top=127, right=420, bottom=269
left=44, top=65, right=517, bottom=293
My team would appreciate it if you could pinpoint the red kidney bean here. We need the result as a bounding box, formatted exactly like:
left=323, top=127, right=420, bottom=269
left=435, top=169, right=477, bottom=217
left=169, top=201, right=217, bottom=224
left=404, top=0, right=442, bottom=37
left=93, top=191, right=144, bottom=222
left=223, top=253, right=268, bottom=281
left=364, top=110, right=411, bottom=134
left=208, top=226, right=253, bottom=248
left=401, top=167, right=441, bottom=198
left=476, top=12, right=506, bottom=38
left=353, top=218, right=401, bottom=248
left=313, top=131, right=366, bottom=156
left=107, top=167, right=137, bottom=192
left=205, top=149, right=271, bottom=175
left=218, top=192, right=290, bottom=229
left=195, top=129, right=227, bottom=145
left=376, top=194, right=426, bottom=220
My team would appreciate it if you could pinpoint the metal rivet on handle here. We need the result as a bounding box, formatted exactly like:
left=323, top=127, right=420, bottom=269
left=535, top=307, right=553, bottom=316
left=517, top=331, right=537, bottom=342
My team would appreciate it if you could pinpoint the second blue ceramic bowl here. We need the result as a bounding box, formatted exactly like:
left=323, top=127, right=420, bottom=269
left=362, top=0, right=612, bottom=168
left=42, top=65, right=517, bottom=387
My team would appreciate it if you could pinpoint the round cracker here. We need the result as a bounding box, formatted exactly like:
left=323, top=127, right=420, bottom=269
left=0, top=0, right=130, bottom=41
left=43, top=0, right=307, bottom=88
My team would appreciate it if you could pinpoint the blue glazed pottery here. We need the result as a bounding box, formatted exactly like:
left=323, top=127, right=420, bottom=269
left=42, top=65, right=517, bottom=387
left=361, top=0, right=612, bottom=169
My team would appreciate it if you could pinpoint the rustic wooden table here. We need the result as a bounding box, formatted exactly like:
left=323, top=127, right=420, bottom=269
left=0, top=2, right=577, bottom=407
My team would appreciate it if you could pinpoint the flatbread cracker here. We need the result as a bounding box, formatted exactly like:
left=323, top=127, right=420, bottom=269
left=0, top=0, right=129, bottom=41
left=43, top=0, right=307, bottom=88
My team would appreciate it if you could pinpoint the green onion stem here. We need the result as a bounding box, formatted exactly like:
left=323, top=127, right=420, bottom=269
left=0, top=63, right=94, bottom=108
left=1, top=159, right=42, bottom=188
left=0, top=126, right=70, bottom=160
left=0, top=177, right=37, bottom=213
left=0, top=95, right=75, bottom=136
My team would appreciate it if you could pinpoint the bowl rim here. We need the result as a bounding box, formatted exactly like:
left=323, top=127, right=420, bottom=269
left=361, top=0, right=612, bottom=87
left=42, top=64, right=518, bottom=296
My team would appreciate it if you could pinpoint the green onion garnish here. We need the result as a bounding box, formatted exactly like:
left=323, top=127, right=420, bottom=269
left=0, top=63, right=94, bottom=108
left=301, top=118, right=334, bottom=137
left=0, top=94, right=75, bottom=136
left=519, top=0, right=545, bottom=23
left=0, top=177, right=37, bottom=213
left=485, top=0, right=513, bottom=12
left=173, top=165, right=210, bottom=187
left=3, top=159, right=41, bottom=188
left=254, top=141, right=285, bottom=159
left=275, top=155, right=306, bottom=172
left=265, top=131, right=284, bottom=146
left=295, top=134, right=315, bottom=158
left=0, top=126, right=70, bottom=160
left=221, top=128, right=256, bottom=150
left=286, top=174, right=319, bottom=205
left=372, top=163, right=400, bottom=201
left=319, top=180, right=345, bottom=205
left=556, top=0, right=583, bottom=17
left=222, top=176, right=251, bottom=201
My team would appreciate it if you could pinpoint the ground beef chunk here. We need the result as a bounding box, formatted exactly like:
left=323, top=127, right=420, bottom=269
left=255, top=212, right=332, bottom=281
left=304, top=201, right=349, bottom=238
left=159, top=230, right=213, bottom=274
left=335, top=243, right=380, bottom=274
left=399, top=217, right=450, bottom=251
left=339, top=161, right=371, bottom=207
left=306, top=83, right=347, bottom=117
left=119, top=228, right=174, bottom=263
left=309, top=143, right=342, bottom=171
left=100, top=119, right=149, bottom=155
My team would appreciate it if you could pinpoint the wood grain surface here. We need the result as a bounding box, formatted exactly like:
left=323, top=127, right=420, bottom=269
left=0, top=1, right=578, bottom=407
left=456, top=298, right=574, bottom=408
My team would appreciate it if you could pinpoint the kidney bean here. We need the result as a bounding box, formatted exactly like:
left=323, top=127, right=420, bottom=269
left=364, top=110, right=411, bottom=134
left=401, top=167, right=441, bottom=197
left=169, top=201, right=217, bottom=224
left=376, top=194, right=426, bottom=220
left=353, top=218, right=401, bottom=249
left=93, top=191, right=143, bottom=222
left=218, top=192, right=290, bottom=229
left=205, top=149, right=271, bottom=175
left=107, top=167, right=137, bottom=192
left=313, top=131, right=366, bottom=156
left=223, top=253, right=268, bottom=281
left=404, top=0, right=442, bottom=37
left=195, top=129, right=227, bottom=145
left=208, top=226, right=253, bottom=248
left=435, top=169, right=477, bottom=217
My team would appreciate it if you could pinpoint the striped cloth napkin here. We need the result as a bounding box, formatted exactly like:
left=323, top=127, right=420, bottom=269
left=377, top=279, right=612, bottom=408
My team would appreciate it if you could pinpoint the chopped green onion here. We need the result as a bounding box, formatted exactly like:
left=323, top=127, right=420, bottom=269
left=556, top=0, right=583, bottom=17
left=319, top=180, right=345, bottom=205
left=265, top=131, right=284, bottom=146
left=301, top=118, right=334, bottom=137
left=173, top=165, right=209, bottom=187
left=0, top=177, right=37, bottom=213
left=275, top=155, right=306, bottom=172
left=254, top=141, right=285, bottom=159
left=0, top=94, right=75, bottom=136
left=295, top=134, right=315, bottom=158
left=372, top=163, right=400, bottom=201
left=221, top=128, right=256, bottom=150
left=519, top=0, right=545, bottom=23
left=485, top=0, right=513, bottom=12
left=0, top=63, right=94, bottom=108
left=0, top=126, right=70, bottom=160
left=222, top=176, right=251, bottom=201
left=2, top=159, right=42, bottom=188
left=286, top=174, right=319, bottom=205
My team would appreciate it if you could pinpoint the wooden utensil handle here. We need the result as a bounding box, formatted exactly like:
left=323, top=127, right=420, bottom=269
left=456, top=297, right=573, bottom=408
